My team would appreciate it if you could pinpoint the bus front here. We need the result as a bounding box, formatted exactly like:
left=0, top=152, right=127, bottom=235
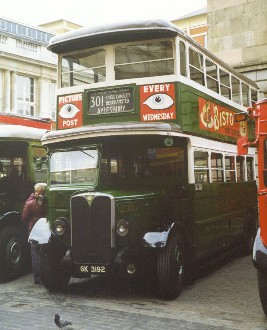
left=40, top=19, right=259, bottom=299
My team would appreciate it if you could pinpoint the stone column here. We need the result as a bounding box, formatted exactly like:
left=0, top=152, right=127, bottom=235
left=4, top=70, right=11, bottom=112
left=10, top=71, right=16, bottom=113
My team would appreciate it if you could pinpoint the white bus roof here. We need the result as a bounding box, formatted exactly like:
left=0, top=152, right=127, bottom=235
left=48, top=18, right=257, bottom=89
left=0, top=125, right=48, bottom=140
left=42, top=122, right=182, bottom=145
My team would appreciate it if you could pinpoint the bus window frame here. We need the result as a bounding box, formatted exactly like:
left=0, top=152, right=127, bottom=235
left=56, top=34, right=259, bottom=108
left=113, top=38, right=175, bottom=80
left=192, top=148, right=255, bottom=184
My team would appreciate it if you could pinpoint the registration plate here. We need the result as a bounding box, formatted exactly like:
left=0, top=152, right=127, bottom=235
left=80, top=265, right=106, bottom=273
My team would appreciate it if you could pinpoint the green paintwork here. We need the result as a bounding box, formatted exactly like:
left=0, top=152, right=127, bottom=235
left=71, top=82, right=255, bottom=143
left=48, top=80, right=258, bottom=278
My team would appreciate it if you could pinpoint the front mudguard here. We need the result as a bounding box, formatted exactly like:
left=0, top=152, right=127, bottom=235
left=143, top=223, right=180, bottom=248
left=28, top=218, right=52, bottom=244
left=253, top=228, right=267, bottom=270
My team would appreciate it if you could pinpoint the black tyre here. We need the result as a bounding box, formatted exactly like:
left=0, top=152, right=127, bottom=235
left=0, top=226, right=28, bottom=281
left=242, top=213, right=257, bottom=256
left=258, top=269, right=267, bottom=315
left=157, top=234, right=185, bottom=300
left=40, top=243, right=70, bottom=292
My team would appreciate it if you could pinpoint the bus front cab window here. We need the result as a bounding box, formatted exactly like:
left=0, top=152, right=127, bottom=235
left=50, top=149, right=99, bottom=185
left=101, top=144, right=185, bottom=186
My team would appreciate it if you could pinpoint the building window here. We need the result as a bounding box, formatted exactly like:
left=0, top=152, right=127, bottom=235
left=16, top=75, right=34, bottom=116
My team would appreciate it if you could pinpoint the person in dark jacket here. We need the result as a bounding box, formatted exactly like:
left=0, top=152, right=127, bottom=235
left=22, top=183, right=47, bottom=284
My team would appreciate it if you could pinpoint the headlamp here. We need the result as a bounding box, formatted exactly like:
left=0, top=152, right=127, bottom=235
left=116, top=219, right=129, bottom=237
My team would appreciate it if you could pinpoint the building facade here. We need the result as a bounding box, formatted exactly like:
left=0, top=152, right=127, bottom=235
left=173, top=1, right=267, bottom=97
left=0, top=17, right=57, bottom=120
left=207, top=0, right=267, bottom=97
left=171, top=8, right=207, bottom=48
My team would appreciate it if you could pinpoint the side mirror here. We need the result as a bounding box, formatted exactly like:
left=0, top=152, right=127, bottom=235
left=235, top=112, right=248, bottom=122
left=35, top=157, right=47, bottom=172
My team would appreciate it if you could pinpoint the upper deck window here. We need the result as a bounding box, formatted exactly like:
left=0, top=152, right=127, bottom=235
left=114, top=40, right=174, bottom=80
left=205, top=59, right=218, bottom=93
left=179, top=41, right=186, bottom=76
left=189, top=48, right=204, bottom=86
left=231, top=76, right=240, bottom=104
left=219, top=69, right=231, bottom=99
left=61, top=48, right=106, bottom=87
left=241, top=82, right=249, bottom=107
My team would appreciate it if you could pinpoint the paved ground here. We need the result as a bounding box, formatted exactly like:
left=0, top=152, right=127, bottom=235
left=0, top=255, right=267, bottom=329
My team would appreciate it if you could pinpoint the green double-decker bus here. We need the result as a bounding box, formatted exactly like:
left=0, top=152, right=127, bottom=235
left=0, top=115, right=49, bottom=281
left=38, top=19, right=259, bottom=299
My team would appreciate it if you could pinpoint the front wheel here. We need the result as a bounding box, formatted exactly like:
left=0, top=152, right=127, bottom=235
left=157, top=234, right=185, bottom=300
left=40, top=243, right=70, bottom=292
left=0, top=226, right=28, bottom=281
left=258, top=269, right=267, bottom=315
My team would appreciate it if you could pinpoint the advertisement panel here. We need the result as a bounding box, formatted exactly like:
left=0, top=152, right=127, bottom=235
left=140, top=83, right=176, bottom=122
left=199, top=97, right=247, bottom=139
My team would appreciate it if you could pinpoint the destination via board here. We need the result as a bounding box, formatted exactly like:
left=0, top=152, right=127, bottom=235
left=87, top=87, right=134, bottom=115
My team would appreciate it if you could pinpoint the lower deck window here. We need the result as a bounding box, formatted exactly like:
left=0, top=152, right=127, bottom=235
left=194, top=150, right=254, bottom=184
left=211, top=153, right=223, bottom=182
left=225, top=156, right=236, bottom=182
left=194, top=151, right=209, bottom=183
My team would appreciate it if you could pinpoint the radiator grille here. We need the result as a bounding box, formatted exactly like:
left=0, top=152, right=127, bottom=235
left=71, top=194, right=113, bottom=264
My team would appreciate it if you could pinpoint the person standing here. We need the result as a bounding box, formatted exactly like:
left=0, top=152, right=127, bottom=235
left=22, top=182, right=47, bottom=284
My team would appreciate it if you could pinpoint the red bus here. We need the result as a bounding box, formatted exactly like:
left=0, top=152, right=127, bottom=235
left=236, top=99, right=267, bottom=314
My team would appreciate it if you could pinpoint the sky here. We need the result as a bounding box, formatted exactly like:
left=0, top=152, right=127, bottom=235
left=1, top=0, right=207, bottom=28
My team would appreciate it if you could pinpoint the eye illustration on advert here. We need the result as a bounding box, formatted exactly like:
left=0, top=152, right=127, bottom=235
left=140, top=83, right=176, bottom=122
left=57, top=93, right=83, bottom=129
left=143, top=93, right=174, bottom=110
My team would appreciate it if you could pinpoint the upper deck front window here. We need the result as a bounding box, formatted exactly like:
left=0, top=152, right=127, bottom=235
left=114, top=40, right=174, bottom=80
left=60, top=39, right=174, bottom=87
left=61, top=48, right=106, bottom=87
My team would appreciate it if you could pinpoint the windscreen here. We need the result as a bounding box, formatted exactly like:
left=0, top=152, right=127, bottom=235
left=50, top=148, right=98, bottom=185
left=100, top=136, right=186, bottom=187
